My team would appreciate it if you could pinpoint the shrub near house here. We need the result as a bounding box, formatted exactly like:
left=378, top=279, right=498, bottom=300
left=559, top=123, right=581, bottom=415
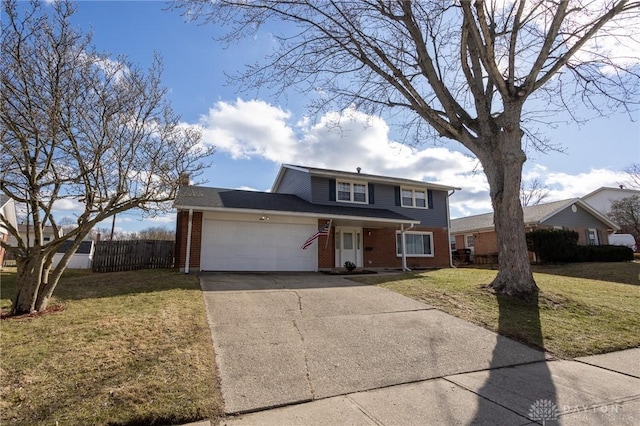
left=527, top=229, right=633, bottom=263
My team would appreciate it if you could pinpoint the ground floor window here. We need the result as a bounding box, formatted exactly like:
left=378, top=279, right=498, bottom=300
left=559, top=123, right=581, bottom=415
left=396, top=231, right=434, bottom=257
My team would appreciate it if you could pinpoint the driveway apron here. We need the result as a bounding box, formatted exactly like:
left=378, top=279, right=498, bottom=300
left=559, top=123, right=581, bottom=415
left=200, top=273, right=546, bottom=414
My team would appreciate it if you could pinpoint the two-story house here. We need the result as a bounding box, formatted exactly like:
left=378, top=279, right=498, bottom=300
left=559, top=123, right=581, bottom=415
left=174, top=164, right=459, bottom=272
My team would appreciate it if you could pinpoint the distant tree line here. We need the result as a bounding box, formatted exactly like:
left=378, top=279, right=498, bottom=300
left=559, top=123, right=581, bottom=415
left=90, top=226, right=175, bottom=241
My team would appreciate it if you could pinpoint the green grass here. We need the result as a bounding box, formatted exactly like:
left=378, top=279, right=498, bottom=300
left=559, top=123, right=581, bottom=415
left=354, top=262, right=640, bottom=358
left=0, top=268, right=224, bottom=426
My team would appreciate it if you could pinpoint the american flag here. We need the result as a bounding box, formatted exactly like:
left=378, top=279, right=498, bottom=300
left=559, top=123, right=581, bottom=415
left=301, top=221, right=331, bottom=249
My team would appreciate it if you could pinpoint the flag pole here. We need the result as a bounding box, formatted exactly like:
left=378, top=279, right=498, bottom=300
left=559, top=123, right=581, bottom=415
left=324, top=219, right=333, bottom=250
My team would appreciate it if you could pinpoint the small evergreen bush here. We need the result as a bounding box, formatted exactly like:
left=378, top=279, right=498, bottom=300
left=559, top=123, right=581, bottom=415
left=527, top=229, right=634, bottom=263
left=526, top=229, right=579, bottom=263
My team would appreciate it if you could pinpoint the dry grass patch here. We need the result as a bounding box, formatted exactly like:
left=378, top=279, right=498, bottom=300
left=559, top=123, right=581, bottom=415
left=0, top=268, right=223, bottom=426
left=354, top=262, right=640, bottom=358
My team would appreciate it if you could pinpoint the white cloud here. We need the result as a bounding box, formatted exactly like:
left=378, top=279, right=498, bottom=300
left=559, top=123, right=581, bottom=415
left=145, top=214, right=176, bottom=225
left=199, top=99, right=298, bottom=162
left=197, top=98, right=629, bottom=219
left=52, top=198, right=84, bottom=212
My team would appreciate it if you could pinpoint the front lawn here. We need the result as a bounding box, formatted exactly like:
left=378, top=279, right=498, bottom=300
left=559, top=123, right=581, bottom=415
left=0, top=268, right=223, bottom=426
left=354, top=262, right=640, bottom=358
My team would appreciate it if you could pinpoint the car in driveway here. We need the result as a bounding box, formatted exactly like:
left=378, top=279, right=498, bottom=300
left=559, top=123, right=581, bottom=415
left=608, top=233, right=637, bottom=252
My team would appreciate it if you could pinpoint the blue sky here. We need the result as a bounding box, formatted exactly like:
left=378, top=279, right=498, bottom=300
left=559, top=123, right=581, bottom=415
left=47, top=2, right=640, bottom=232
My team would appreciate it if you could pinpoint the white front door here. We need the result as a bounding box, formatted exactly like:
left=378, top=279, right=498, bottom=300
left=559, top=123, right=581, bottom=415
left=335, top=227, right=363, bottom=268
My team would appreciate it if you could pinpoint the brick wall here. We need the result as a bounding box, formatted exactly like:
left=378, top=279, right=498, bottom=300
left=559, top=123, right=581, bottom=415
left=317, top=220, right=335, bottom=268
left=474, top=231, right=498, bottom=255
left=175, top=210, right=203, bottom=271
left=361, top=226, right=451, bottom=269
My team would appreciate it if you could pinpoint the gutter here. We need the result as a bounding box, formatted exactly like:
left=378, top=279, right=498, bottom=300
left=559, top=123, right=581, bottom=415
left=184, top=209, right=193, bottom=274
left=446, top=189, right=457, bottom=268
left=173, top=204, right=420, bottom=226
left=400, top=223, right=416, bottom=272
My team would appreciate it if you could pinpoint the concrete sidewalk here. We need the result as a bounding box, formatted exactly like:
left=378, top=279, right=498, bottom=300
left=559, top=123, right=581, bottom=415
left=198, top=273, right=640, bottom=425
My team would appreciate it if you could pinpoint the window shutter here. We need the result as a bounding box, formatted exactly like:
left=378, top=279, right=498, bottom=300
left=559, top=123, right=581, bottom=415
left=368, top=183, right=375, bottom=205
left=585, top=229, right=590, bottom=245
left=596, top=229, right=602, bottom=245
left=329, top=179, right=336, bottom=201
left=427, top=190, right=433, bottom=209
left=395, top=186, right=401, bottom=206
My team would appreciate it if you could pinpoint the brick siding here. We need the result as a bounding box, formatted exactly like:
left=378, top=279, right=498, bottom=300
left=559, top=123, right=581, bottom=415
left=360, top=226, right=450, bottom=269
left=175, top=210, right=202, bottom=271
left=317, top=219, right=335, bottom=268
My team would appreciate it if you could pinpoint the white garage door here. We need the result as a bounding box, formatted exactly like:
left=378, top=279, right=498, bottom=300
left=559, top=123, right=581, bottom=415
left=201, top=220, right=318, bottom=271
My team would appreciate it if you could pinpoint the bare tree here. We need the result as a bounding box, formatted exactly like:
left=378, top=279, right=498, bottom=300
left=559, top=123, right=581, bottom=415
left=133, top=226, right=176, bottom=241
left=624, top=163, right=640, bottom=189
left=520, top=178, right=550, bottom=206
left=0, top=0, right=213, bottom=315
left=608, top=195, right=640, bottom=240
left=175, top=0, right=640, bottom=299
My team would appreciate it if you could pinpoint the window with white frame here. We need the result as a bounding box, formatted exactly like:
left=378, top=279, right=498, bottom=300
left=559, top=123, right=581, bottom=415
left=587, top=228, right=599, bottom=245
left=401, top=188, right=427, bottom=208
left=336, top=181, right=368, bottom=204
left=396, top=231, right=434, bottom=257
left=465, top=235, right=474, bottom=248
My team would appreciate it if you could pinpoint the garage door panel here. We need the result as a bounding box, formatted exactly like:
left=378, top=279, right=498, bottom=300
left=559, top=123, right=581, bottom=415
left=201, top=220, right=317, bottom=271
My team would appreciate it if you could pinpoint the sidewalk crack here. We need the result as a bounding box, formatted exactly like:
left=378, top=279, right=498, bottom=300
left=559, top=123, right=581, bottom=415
left=291, top=289, right=314, bottom=397
left=292, top=318, right=316, bottom=399
left=345, top=395, right=385, bottom=425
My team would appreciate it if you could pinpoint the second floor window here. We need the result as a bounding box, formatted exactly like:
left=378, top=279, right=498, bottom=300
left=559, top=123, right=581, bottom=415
left=401, top=188, right=427, bottom=208
left=337, top=181, right=368, bottom=203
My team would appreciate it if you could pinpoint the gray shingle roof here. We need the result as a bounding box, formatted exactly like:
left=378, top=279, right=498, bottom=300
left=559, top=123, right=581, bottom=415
left=451, top=199, right=579, bottom=234
left=174, top=186, right=416, bottom=222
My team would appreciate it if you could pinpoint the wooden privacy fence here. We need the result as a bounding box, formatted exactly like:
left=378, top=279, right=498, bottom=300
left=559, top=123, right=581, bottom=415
left=92, top=240, right=175, bottom=273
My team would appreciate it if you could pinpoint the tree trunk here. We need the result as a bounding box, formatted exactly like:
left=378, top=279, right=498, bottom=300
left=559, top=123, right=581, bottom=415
left=11, top=254, right=46, bottom=315
left=481, top=113, right=538, bottom=300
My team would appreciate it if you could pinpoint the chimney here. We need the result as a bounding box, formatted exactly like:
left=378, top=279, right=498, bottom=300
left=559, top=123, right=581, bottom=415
left=178, top=173, right=190, bottom=187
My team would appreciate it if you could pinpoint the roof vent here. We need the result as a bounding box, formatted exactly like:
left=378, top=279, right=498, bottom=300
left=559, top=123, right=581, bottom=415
left=356, top=167, right=361, bottom=174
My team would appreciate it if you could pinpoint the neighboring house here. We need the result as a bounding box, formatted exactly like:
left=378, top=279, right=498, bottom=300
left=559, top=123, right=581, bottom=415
left=0, top=194, right=18, bottom=267
left=582, top=186, right=640, bottom=233
left=52, top=240, right=95, bottom=270
left=582, top=186, right=640, bottom=216
left=174, top=164, right=459, bottom=272
left=451, top=198, right=619, bottom=263
left=6, top=224, right=60, bottom=247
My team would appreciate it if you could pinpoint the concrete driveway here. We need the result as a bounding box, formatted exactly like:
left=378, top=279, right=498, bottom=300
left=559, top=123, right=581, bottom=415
left=200, top=272, right=547, bottom=415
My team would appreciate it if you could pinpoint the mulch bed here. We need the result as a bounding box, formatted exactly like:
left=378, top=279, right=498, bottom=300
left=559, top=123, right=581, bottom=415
left=1, top=304, right=65, bottom=320
left=321, top=269, right=378, bottom=275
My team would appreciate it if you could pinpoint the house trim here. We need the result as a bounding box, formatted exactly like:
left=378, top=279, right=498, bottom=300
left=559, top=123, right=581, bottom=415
left=174, top=205, right=420, bottom=226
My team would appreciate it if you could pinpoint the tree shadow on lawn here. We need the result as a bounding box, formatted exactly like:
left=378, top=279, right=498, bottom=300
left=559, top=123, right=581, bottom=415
left=0, top=268, right=201, bottom=306
left=472, top=292, right=558, bottom=424
left=463, top=262, right=640, bottom=286
left=530, top=262, right=640, bottom=286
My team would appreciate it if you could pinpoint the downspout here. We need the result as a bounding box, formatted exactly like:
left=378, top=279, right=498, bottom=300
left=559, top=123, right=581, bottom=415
left=401, top=223, right=416, bottom=272
left=184, top=209, right=193, bottom=274
left=446, top=189, right=456, bottom=268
